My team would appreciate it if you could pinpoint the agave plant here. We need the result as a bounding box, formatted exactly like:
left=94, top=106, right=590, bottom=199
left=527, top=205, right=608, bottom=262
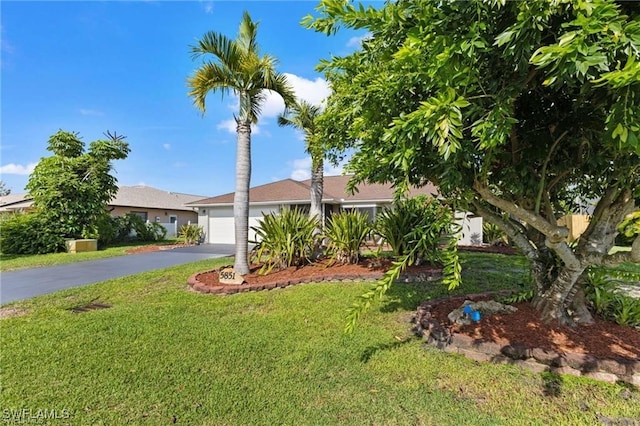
left=324, top=211, right=371, bottom=264
left=250, top=208, right=320, bottom=275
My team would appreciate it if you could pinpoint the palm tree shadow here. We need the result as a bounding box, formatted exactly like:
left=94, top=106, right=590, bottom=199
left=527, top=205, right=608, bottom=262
left=360, top=336, right=419, bottom=363
left=378, top=282, right=452, bottom=313
left=541, top=372, right=564, bottom=397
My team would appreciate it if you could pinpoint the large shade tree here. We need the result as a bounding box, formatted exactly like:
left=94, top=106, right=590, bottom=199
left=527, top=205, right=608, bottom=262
left=188, top=11, right=296, bottom=275
left=306, top=0, right=640, bottom=325
left=278, top=100, right=324, bottom=222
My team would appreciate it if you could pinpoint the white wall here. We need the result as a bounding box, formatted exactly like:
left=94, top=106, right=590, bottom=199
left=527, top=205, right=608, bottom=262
left=455, top=212, right=483, bottom=246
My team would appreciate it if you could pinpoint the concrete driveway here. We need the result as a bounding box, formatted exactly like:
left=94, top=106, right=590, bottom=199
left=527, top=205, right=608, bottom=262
left=0, top=244, right=235, bottom=304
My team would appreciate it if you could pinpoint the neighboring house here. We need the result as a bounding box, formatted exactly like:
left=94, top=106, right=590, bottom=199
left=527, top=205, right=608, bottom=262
left=0, top=186, right=205, bottom=238
left=0, top=193, right=34, bottom=213
left=187, top=175, right=483, bottom=245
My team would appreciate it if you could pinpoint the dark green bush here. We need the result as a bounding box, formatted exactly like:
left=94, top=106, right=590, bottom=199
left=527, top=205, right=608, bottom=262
left=126, top=214, right=167, bottom=241
left=0, top=212, right=65, bottom=254
left=585, top=268, right=640, bottom=329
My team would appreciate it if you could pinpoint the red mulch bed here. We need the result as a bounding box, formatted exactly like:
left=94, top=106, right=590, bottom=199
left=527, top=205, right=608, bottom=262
left=427, top=295, right=640, bottom=361
left=125, top=243, right=194, bottom=254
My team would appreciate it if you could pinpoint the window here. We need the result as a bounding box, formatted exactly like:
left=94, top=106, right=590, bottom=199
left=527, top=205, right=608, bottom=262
left=130, top=211, right=148, bottom=221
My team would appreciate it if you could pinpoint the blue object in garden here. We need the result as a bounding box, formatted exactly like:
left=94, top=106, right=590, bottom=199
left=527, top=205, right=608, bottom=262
left=463, top=305, right=474, bottom=315
left=471, top=311, right=481, bottom=322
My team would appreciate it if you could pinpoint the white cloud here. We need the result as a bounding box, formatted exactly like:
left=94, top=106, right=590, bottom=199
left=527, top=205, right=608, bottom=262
left=290, top=157, right=312, bottom=181
left=217, top=119, right=260, bottom=135
left=221, top=74, right=331, bottom=125
left=163, top=143, right=171, bottom=150
left=289, top=156, right=347, bottom=181
left=261, top=73, right=331, bottom=117
left=346, top=33, right=372, bottom=48
left=79, top=108, right=104, bottom=116
left=203, top=1, right=214, bottom=14
left=0, top=163, right=37, bottom=175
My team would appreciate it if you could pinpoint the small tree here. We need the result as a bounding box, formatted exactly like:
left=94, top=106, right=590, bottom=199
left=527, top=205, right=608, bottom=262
left=26, top=130, right=130, bottom=241
left=0, top=181, right=10, bottom=196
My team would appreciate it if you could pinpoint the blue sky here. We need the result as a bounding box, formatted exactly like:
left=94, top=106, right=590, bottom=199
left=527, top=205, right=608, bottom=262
left=1, top=1, right=368, bottom=197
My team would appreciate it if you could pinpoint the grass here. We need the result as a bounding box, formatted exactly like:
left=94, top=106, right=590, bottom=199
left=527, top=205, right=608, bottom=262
left=1, top=252, right=639, bottom=425
left=0, top=240, right=179, bottom=272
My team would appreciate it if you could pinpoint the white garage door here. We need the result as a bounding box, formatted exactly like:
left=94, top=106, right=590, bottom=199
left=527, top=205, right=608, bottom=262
left=208, top=205, right=279, bottom=244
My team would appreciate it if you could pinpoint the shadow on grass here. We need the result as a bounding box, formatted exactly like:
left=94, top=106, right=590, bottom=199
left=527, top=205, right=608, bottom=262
left=361, top=336, right=419, bottom=363
left=541, top=372, right=564, bottom=397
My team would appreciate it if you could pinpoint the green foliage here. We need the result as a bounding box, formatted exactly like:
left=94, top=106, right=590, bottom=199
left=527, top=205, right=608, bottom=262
left=250, top=208, right=320, bottom=275
left=0, top=213, right=65, bottom=254
left=324, top=211, right=371, bottom=265
left=375, top=196, right=457, bottom=265
left=306, top=0, right=640, bottom=318
left=585, top=268, right=640, bottom=329
left=501, top=289, right=536, bottom=304
left=25, top=130, right=130, bottom=247
left=126, top=214, right=167, bottom=242
left=179, top=224, right=204, bottom=245
left=617, top=210, right=640, bottom=245
left=483, top=222, right=509, bottom=246
left=0, top=180, right=10, bottom=196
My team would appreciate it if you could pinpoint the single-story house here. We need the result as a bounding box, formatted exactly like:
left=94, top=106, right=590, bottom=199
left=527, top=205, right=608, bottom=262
left=186, top=175, right=483, bottom=245
left=0, top=186, right=205, bottom=238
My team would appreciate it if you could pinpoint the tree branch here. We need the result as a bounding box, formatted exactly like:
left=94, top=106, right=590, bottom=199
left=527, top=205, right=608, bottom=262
left=472, top=200, right=539, bottom=261
left=473, top=182, right=568, bottom=242
left=535, top=130, right=568, bottom=214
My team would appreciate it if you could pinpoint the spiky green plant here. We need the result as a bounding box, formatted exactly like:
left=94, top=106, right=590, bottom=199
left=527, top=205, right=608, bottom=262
left=375, top=196, right=458, bottom=265
left=324, top=211, right=372, bottom=265
left=250, top=208, right=320, bottom=275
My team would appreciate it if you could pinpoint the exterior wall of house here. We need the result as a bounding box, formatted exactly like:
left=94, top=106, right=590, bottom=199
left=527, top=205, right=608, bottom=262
left=199, top=204, right=280, bottom=244
left=197, top=201, right=484, bottom=246
left=110, top=206, right=198, bottom=231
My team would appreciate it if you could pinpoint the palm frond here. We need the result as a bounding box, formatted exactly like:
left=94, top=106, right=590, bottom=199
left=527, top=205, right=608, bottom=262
left=187, top=62, right=237, bottom=112
left=190, top=32, right=242, bottom=72
left=237, top=11, right=260, bottom=56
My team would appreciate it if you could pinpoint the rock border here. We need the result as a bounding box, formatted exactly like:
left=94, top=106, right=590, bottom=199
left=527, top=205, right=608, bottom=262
left=414, top=293, right=640, bottom=387
left=187, top=267, right=443, bottom=295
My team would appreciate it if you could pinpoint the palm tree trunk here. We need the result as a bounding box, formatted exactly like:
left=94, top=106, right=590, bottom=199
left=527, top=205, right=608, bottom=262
left=234, top=120, right=251, bottom=275
left=309, top=157, right=323, bottom=224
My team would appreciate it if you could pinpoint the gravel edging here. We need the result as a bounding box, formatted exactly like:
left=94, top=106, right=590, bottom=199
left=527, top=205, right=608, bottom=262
left=414, top=293, right=640, bottom=387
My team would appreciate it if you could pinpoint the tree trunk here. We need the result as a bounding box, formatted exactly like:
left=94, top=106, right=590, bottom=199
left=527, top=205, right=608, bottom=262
left=309, top=157, right=323, bottom=224
left=234, top=120, right=251, bottom=275
left=533, top=263, right=585, bottom=325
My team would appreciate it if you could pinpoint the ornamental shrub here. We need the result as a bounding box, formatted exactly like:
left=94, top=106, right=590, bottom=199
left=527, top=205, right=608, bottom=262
left=250, top=208, right=320, bottom=275
left=324, top=211, right=371, bottom=264
left=375, top=196, right=458, bottom=265
left=0, top=212, right=65, bottom=254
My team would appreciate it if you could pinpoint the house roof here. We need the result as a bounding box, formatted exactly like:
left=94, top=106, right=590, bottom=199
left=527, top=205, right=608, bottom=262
left=111, top=186, right=206, bottom=211
left=187, top=175, right=438, bottom=206
left=0, top=193, right=33, bottom=211
left=0, top=186, right=206, bottom=212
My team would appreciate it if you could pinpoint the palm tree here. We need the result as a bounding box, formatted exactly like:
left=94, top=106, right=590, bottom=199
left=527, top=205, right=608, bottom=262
left=278, top=100, right=324, bottom=224
left=188, top=11, right=295, bottom=275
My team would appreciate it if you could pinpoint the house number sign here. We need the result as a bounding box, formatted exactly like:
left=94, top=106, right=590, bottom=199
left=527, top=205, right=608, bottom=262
left=219, top=267, right=244, bottom=285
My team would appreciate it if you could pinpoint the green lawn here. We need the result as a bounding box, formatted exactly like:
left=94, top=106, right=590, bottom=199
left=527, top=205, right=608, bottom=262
left=1, top=253, right=639, bottom=425
left=0, top=240, right=179, bottom=272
